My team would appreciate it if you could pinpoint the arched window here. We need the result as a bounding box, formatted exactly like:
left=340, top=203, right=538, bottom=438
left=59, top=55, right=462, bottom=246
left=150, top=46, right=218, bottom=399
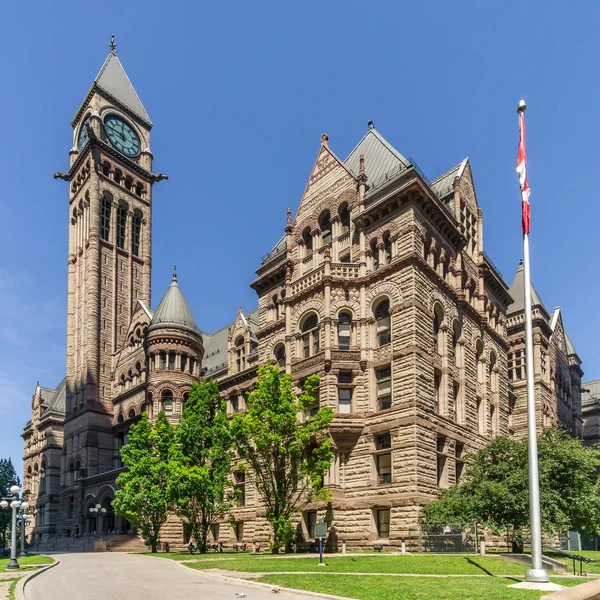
left=124, top=176, right=133, bottom=191
left=374, top=299, right=391, bottom=347
left=128, top=408, right=136, bottom=419
left=235, top=336, right=246, bottom=372
left=102, top=161, right=111, bottom=177
left=452, top=320, right=461, bottom=366
left=319, top=211, right=332, bottom=246
left=160, top=351, right=167, bottom=370
left=101, top=197, right=111, bottom=241
left=116, top=203, right=128, bottom=249
left=274, top=344, right=286, bottom=368
left=302, top=227, right=313, bottom=256
left=132, top=211, right=142, bottom=256
left=476, top=339, right=484, bottom=385
left=147, top=393, right=153, bottom=419
left=74, top=461, right=80, bottom=482
left=135, top=183, right=143, bottom=197
left=181, top=354, right=188, bottom=372
left=117, top=413, right=124, bottom=424
left=339, top=203, right=350, bottom=234
left=383, top=232, right=392, bottom=264
left=370, top=238, right=379, bottom=270
left=433, top=304, right=444, bottom=354
left=301, top=313, right=320, bottom=359
left=162, top=390, right=173, bottom=416
left=338, top=312, right=352, bottom=351
left=114, top=168, right=123, bottom=185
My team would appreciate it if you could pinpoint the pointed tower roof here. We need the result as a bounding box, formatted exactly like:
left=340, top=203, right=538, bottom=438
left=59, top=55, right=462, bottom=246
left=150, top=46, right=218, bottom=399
left=148, top=268, right=199, bottom=335
left=344, top=120, right=410, bottom=187
left=507, top=261, right=547, bottom=315
left=73, top=37, right=152, bottom=127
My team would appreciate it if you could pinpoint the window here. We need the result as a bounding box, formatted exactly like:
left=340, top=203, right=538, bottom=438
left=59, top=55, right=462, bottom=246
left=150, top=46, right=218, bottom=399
left=301, top=314, right=320, bottom=359
left=338, top=374, right=352, bottom=413
left=234, top=472, right=246, bottom=506
left=433, top=304, right=444, bottom=354
left=231, top=396, right=240, bottom=414
left=476, top=340, right=484, bottom=384
left=305, top=390, right=320, bottom=419
left=452, top=321, right=461, bottom=366
left=338, top=371, right=352, bottom=384
left=306, top=511, right=317, bottom=539
left=476, top=398, right=484, bottom=434
left=235, top=522, right=244, bottom=543
left=455, top=443, right=465, bottom=482
left=383, top=232, right=392, bottom=263
left=376, top=433, right=391, bottom=450
left=453, top=382, right=460, bottom=421
left=101, top=197, right=111, bottom=241
left=434, top=373, right=441, bottom=413
left=319, top=211, right=332, bottom=245
left=163, top=391, right=173, bottom=416
left=114, top=168, right=123, bottom=184
left=338, top=312, right=352, bottom=350
left=302, top=227, right=313, bottom=256
left=132, top=212, right=141, bottom=256
left=375, top=300, right=391, bottom=346
left=376, top=509, right=390, bottom=539
left=339, top=203, right=350, bottom=234
left=135, top=183, right=143, bottom=197
left=376, top=367, right=392, bottom=410
left=377, top=453, right=392, bottom=484
left=181, top=354, right=188, bottom=372
left=117, top=204, right=127, bottom=249
left=274, top=344, right=286, bottom=368
left=128, top=408, right=136, bottom=419
left=160, top=351, right=167, bottom=370
left=168, top=352, right=175, bottom=371
left=437, top=435, right=448, bottom=488
left=102, top=162, right=111, bottom=177
left=370, top=238, right=380, bottom=270
left=235, top=336, right=245, bottom=372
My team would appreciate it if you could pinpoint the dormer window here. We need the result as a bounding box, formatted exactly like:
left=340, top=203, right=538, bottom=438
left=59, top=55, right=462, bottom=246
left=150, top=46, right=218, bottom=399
left=235, top=336, right=246, bottom=372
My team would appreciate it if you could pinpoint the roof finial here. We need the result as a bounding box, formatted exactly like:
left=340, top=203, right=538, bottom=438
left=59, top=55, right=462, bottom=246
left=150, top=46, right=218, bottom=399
left=172, top=265, right=177, bottom=281
left=368, top=120, right=374, bottom=130
left=321, top=133, right=329, bottom=147
left=109, top=34, right=116, bottom=53
left=359, top=153, right=365, bottom=174
left=286, top=207, right=292, bottom=226
left=519, top=258, right=523, bottom=266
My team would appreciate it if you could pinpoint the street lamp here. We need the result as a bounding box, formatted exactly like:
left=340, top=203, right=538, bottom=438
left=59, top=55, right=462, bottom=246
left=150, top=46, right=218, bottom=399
left=89, top=504, right=106, bottom=534
left=18, top=504, right=30, bottom=557
left=0, top=485, right=26, bottom=570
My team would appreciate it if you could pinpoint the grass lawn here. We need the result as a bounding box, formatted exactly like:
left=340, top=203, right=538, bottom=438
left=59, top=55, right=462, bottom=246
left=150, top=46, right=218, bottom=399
left=0, top=555, right=52, bottom=572
left=182, top=554, right=529, bottom=576
left=257, top=574, right=582, bottom=600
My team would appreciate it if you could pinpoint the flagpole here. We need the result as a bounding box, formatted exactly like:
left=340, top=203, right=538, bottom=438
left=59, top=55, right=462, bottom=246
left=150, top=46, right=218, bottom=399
left=518, top=99, right=549, bottom=584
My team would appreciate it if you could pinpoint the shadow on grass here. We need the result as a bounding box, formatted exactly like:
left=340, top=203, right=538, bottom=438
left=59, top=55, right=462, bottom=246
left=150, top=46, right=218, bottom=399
left=466, top=557, right=495, bottom=576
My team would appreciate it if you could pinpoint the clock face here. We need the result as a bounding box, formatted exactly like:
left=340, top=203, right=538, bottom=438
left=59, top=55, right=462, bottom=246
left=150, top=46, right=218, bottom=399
left=78, top=116, right=90, bottom=151
left=103, top=114, right=141, bottom=158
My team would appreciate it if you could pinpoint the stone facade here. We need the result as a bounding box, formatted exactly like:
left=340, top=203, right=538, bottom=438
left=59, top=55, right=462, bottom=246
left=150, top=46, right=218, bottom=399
left=22, top=44, right=584, bottom=551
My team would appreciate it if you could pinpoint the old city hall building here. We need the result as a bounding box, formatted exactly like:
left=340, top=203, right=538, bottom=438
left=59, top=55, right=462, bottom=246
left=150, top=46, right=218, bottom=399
left=22, top=43, right=585, bottom=551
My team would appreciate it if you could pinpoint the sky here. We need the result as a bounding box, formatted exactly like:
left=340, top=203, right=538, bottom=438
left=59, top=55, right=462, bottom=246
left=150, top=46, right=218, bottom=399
left=1, top=0, right=599, bottom=469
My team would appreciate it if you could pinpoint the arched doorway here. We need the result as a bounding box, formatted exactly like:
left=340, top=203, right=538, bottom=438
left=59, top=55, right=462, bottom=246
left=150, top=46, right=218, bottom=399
left=101, top=497, right=115, bottom=534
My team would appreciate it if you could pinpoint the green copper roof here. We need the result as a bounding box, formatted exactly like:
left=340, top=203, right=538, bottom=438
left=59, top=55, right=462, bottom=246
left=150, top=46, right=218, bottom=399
left=149, top=270, right=199, bottom=335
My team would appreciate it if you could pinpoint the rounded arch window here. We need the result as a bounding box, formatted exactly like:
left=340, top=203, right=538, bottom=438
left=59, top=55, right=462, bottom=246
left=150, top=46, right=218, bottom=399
left=274, top=343, right=286, bottom=368
left=300, top=313, right=320, bottom=358
left=162, top=390, right=173, bottom=416
left=302, top=227, right=313, bottom=255
left=433, top=304, right=444, bottom=353
left=370, top=238, right=380, bottom=270
left=374, top=299, right=391, bottom=347
left=319, top=210, right=332, bottom=245
left=339, top=203, right=350, bottom=234
left=116, top=201, right=128, bottom=249
left=128, top=408, right=136, bottom=419
left=117, top=413, right=124, bottom=424
left=132, top=210, right=142, bottom=257
left=338, top=311, right=352, bottom=351
left=452, top=320, right=461, bottom=365
left=382, top=231, right=392, bottom=263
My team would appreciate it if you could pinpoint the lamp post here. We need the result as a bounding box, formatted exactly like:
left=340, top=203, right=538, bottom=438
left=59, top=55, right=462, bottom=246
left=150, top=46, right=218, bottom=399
left=89, top=504, right=106, bottom=535
left=0, top=485, right=28, bottom=570
left=18, top=509, right=31, bottom=557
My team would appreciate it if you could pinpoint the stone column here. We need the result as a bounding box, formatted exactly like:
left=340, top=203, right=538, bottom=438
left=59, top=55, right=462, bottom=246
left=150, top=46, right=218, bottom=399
left=127, top=210, right=134, bottom=319
left=111, top=202, right=119, bottom=354
left=324, top=249, right=331, bottom=362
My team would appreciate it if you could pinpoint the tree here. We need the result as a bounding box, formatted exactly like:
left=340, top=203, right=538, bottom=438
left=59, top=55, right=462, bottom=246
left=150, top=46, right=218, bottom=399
left=0, top=459, right=19, bottom=549
left=113, top=413, right=174, bottom=553
left=230, top=365, right=334, bottom=553
left=169, top=380, right=233, bottom=554
left=421, top=428, right=600, bottom=550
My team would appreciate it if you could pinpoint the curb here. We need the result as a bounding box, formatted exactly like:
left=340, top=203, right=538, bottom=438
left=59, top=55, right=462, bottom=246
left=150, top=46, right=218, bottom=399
left=15, top=558, right=60, bottom=600
left=171, top=558, right=355, bottom=600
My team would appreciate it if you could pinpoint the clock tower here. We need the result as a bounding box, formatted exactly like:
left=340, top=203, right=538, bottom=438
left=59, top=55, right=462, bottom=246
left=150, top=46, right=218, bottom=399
left=55, top=38, right=163, bottom=522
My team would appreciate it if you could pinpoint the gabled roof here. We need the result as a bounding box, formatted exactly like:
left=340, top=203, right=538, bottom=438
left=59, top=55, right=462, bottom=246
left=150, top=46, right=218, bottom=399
left=344, top=121, right=410, bottom=189
left=149, top=270, right=199, bottom=335
left=75, top=48, right=151, bottom=126
left=507, top=262, right=547, bottom=315
left=430, top=158, right=469, bottom=199
left=39, top=377, right=66, bottom=416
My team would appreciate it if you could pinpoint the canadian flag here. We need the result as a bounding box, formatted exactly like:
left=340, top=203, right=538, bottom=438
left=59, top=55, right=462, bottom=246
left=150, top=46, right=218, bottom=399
left=516, top=110, right=531, bottom=234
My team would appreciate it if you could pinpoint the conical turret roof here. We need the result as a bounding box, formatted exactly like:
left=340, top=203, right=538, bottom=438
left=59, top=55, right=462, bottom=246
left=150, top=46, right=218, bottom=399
left=507, top=261, right=547, bottom=315
left=148, top=268, right=199, bottom=335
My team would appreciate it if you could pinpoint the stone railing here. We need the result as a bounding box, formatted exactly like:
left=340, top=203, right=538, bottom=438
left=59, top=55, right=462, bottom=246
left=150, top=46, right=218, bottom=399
left=290, top=266, right=324, bottom=295
left=331, top=262, right=360, bottom=279
left=338, top=232, right=351, bottom=252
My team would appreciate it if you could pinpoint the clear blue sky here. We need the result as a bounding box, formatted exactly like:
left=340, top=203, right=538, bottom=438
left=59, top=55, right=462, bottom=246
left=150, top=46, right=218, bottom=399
left=1, top=0, right=598, bottom=468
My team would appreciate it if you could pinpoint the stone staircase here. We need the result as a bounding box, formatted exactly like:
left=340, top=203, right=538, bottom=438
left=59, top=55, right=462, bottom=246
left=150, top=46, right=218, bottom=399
left=105, top=534, right=147, bottom=552
left=30, top=532, right=147, bottom=554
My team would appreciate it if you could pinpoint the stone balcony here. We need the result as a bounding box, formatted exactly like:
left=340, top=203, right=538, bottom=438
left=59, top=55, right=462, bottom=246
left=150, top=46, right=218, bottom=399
left=289, top=262, right=361, bottom=296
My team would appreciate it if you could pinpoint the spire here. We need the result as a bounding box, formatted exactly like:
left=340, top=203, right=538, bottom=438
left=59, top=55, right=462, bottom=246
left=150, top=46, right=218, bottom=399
left=73, top=43, right=152, bottom=127
left=507, top=261, right=547, bottom=315
left=148, top=270, right=199, bottom=334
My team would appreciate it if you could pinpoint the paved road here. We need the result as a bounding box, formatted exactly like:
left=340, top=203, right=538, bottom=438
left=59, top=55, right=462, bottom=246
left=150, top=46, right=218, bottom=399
left=25, top=553, right=332, bottom=600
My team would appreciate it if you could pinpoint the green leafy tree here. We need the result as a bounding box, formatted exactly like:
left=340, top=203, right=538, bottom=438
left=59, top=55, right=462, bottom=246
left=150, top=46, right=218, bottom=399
left=230, top=365, right=334, bottom=553
left=421, top=428, right=600, bottom=550
left=0, top=459, right=19, bottom=549
left=169, top=379, right=233, bottom=554
left=113, top=413, right=174, bottom=553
